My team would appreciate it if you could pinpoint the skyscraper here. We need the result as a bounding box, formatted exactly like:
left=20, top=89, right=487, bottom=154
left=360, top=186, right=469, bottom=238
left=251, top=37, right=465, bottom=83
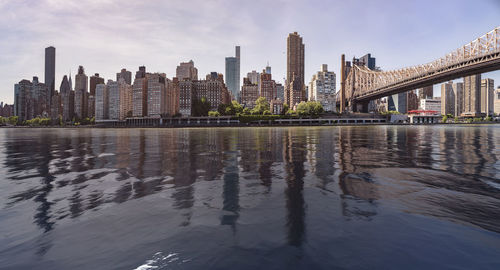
left=45, top=46, right=55, bottom=105
left=225, top=46, right=240, bottom=101
left=132, top=66, right=148, bottom=117
left=60, top=75, right=74, bottom=122
left=89, top=73, right=104, bottom=118
left=95, top=84, right=109, bottom=120
left=480, top=78, right=494, bottom=116
left=308, top=64, right=336, bottom=111
left=285, top=32, right=305, bottom=107
left=452, top=82, right=464, bottom=117
left=74, top=66, right=89, bottom=119
left=260, top=72, right=276, bottom=103
left=463, top=74, right=481, bottom=116
left=441, top=81, right=455, bottom=116
left=147, top=73, right=167, bottom=117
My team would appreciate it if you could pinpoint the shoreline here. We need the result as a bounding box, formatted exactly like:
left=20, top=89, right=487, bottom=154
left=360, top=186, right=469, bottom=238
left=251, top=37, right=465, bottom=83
left=1, top=122, right=499, bottom=129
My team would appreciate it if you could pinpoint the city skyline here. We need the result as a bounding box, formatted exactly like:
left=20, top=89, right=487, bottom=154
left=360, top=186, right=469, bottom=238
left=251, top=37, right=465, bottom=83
left=1, top=0, right=500, bottom=104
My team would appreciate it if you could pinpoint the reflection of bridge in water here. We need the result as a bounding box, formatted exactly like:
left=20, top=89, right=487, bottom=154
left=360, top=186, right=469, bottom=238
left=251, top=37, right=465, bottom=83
left=339, top=26, right=500, bottom=112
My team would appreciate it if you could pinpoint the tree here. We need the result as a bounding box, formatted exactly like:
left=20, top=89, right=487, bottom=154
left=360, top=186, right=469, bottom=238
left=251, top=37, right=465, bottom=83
left=243, top=108, right=251, bottom=115
left=192, top=97, right=211, bottom=116
left=208, top=111, right=220, bottom=117
left=8, top=116, right=18, bottom=125
left=252, top=97, right=270, bottom=115
left=281, top=104, right=289, bottom=115
left=231, top=100, right=243, bottom=114
left=442, top=115, right=448, bottom=123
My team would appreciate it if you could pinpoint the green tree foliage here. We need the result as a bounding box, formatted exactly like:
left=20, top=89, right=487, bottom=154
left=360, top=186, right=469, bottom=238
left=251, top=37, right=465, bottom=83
left=296, top=101, right=324, bottom=117
left=8, top=116, right=18, bottom=125
left=217, top=100, right=243, bottom=116
left=24, top=117, right=51, bottom=126
left=243, top=108, right=251, bottom=115
left=281, top=104, right=289, bottom=115
left=192, top=97, right=211, bottom=116
left=442, top=115, right=448, bottom=123
left=208, top=111, right=220, bottom=117
left=251, top=97, right=270, bottom=115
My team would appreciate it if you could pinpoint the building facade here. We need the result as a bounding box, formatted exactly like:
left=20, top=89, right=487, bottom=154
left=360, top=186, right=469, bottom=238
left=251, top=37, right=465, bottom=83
left=452, top=82, right=464, bottom=117
left=388, top=92, right=407, bottom=113
left=463, top=74, right=481, bottom=116
left=285, top=32, right=305, bottom=107
left=116, top=68, right=132, bottom=85
left=441, top=81, right=455, bottom=116
left=95, top=84, right=108, bottom=120
left=308, top=64, right=336, bottom=111
left=225, top=46, right=240, bottom=101
left=176, top=60, right=198, bottom=80
left=108, top=79, right=132, bottom=120
left=494, top=87, right=500, bottom=115
left=241, top=77, right=259, bottom=109
left=480, top=78, right=494, bottom=116
left=45, top=46, right=55, bottom=105
left=420, top=98, right=441, bottom=113
left=260, top=72, right=276, bottom=103
left=132, top=66, right=148, bottom=117
left=147, top=73, right=167, bottom=117
left=74, top=66, right=88, bottom=119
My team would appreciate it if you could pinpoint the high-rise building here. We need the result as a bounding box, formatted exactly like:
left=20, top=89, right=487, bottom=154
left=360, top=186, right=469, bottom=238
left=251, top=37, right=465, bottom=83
left=179, top=79, right=194, bottom=116
left=147, top=73, right=167, bottom=117
left=241, top=77, right=259, bottom=109
left=166, top=78, right=179, bottom=116
left=407, top=90, right=419, bottom=112
left=108, top=79, right=132, bottom=120
left=176, top=60, right=198, bottom=81
left=441, top=81, right=455, bottom=116
left=480, top=78, right=494, bottom=116
left=452, top=82, right=464, bottom=117
left=225, top=46, right=240, bottom=101
left=45, top=46, right=55, bottom=104
left=95, top=84, right=109, bottom=120
left=90, top=73, right=105, bottom=97
left=308, top=64, right=336, bottom=111
left=116, top=68, right=132, bottom=85
left=494, top=87, right=500, bottom=115
left=14, top=79, right=33, bottom=121
left=89, top=73, right=104, bottom=119
left=388, top=92, right=407, bottom=113
left=260, top=72, right=276, bottom=103
left=50, top=91, right=61, bottom=120
left=60, top=75, right=74, bottom=122
left=419, top=86, right=434, bottom=100
left=358, top=53, right=376, bottom=70
left=32, top=76, right=48, bottom=117
left=74, top=66, right=88, bottom=119
left=463, top=75, right=481, bottom=116
left=132, top=66, right=148, bottom=117
left=276, top=83, right=284, bottom=101
left=285, top=32, right=305, bottom=107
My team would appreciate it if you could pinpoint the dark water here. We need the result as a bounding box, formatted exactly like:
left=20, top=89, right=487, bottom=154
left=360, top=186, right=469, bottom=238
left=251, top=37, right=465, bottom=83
left=1, top=126, right=500, bottom=270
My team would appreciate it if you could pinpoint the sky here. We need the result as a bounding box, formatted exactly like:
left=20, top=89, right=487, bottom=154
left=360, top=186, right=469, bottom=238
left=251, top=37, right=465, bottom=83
left=0, top=0, right=499, bottom=104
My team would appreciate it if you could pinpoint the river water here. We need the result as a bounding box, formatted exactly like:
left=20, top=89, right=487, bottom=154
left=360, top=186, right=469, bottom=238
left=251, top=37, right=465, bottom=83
left=0, top=126, right=499, bottom=269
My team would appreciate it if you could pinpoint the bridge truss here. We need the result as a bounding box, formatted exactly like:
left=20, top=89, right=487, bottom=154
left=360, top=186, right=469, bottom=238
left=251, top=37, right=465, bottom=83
left=340, top=26, right=500, bottom=111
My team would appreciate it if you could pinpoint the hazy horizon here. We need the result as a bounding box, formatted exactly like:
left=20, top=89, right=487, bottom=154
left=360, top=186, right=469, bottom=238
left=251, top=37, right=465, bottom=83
left=0, top=0, right=499, bottom=104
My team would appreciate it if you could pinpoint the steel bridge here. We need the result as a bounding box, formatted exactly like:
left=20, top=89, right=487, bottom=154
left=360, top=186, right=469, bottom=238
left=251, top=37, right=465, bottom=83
left=339, top=26, right=500, bottom=112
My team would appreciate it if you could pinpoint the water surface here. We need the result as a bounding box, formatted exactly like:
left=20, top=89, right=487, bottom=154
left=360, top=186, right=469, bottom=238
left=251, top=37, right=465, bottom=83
left=1, top=126, right=499, bottom=269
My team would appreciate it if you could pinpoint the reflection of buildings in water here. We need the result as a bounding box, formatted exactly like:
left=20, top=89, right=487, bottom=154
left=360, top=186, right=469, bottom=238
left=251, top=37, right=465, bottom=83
left=283, top=128, right=306, bottom=246
left=337, top=127, right=379, bottom=219
left=115, top=130, right=131, bottom=170
left=221, top=130, right=240, bottom=229
left=311, top=128, right=336, bottom=189
left=171, top=129, right=197, bottom=226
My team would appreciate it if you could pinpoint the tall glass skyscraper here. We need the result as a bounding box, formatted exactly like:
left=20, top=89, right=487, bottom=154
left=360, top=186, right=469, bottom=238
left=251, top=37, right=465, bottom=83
left=225, top=46, right=240, bottom=101
left=45, top=46, right=55, bottom=105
